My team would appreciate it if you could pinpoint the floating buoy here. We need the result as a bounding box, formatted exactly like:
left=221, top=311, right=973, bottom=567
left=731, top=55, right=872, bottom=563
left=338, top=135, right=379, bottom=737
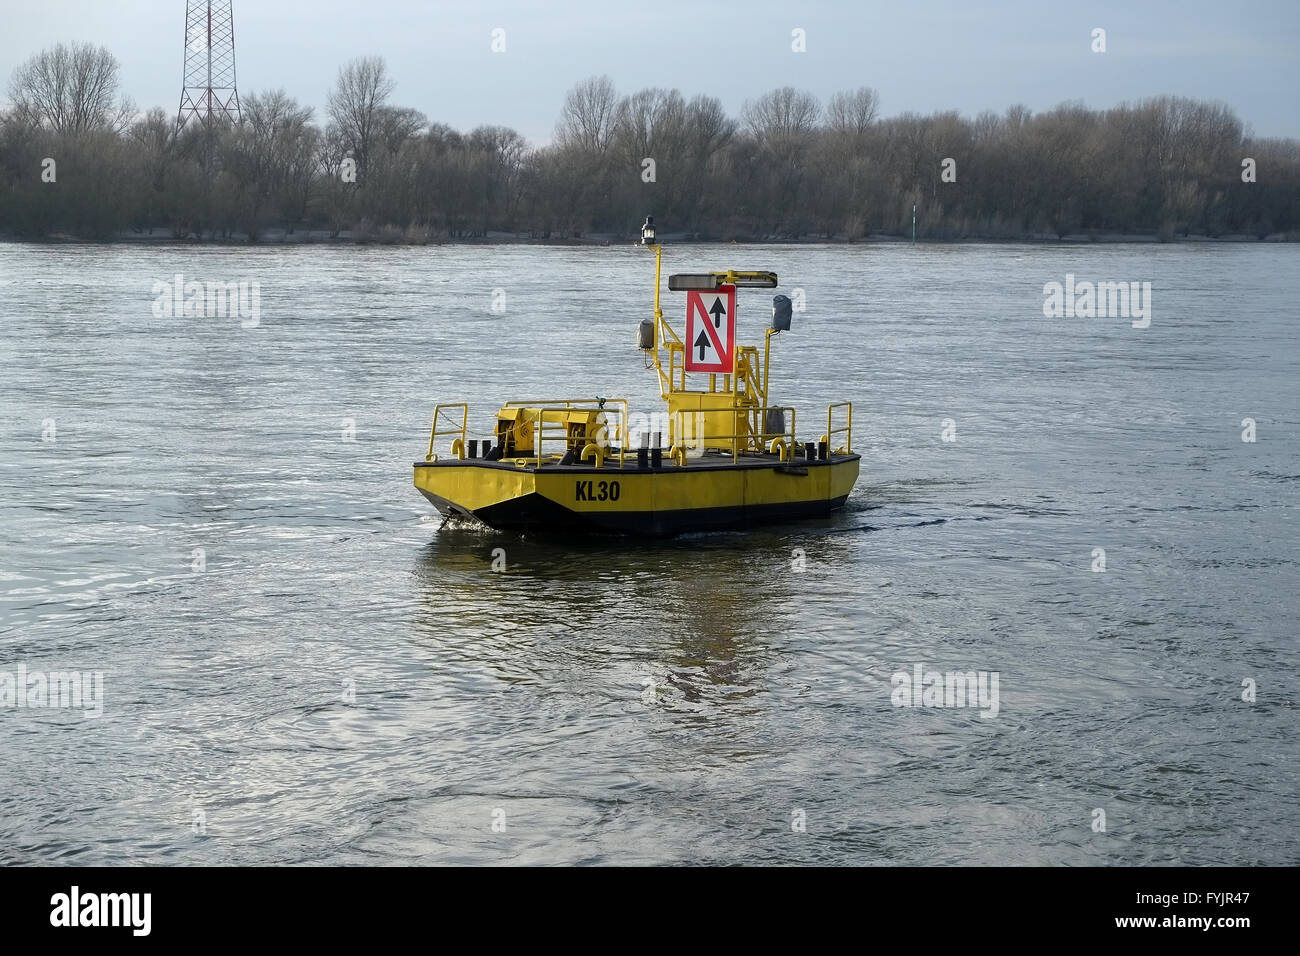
left=413, top=216, right=860, bottom=535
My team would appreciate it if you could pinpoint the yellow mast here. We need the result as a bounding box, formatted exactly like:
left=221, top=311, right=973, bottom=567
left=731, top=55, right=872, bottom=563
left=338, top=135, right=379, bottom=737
left=639, top=217, right=784, bottom=457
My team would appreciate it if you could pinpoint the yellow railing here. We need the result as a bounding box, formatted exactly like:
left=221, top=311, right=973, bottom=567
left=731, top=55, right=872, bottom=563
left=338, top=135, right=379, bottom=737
left=671, top=405, right=797, bottom=464
left=425, top=400, right=632, bottom=467
left=826, top=401, right=853, bottom=454
left=425, top=403, right=468, bottom=462
left=737, top=346, right=763, bottom=399
left=667, top=344, right=685, bottom=393
left=424, top=399, right=829, bottom=467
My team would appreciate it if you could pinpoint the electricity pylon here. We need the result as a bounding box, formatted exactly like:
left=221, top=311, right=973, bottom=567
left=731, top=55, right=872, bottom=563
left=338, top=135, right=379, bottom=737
left=176, top=0, right=241, bottom=131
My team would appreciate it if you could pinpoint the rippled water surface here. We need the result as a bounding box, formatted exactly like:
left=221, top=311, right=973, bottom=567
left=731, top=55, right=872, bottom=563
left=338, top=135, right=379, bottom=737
left=1, top=241, right=1296, bottom=865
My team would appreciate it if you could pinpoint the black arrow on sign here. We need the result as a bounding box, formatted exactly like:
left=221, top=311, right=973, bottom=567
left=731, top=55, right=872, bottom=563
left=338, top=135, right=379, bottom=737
left=709, top=298, right=726, bottom=328
left=694, top=330, right=710, bottom=360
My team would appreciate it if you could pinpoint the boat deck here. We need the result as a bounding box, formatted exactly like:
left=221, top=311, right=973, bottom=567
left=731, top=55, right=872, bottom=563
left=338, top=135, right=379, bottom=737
left=414, top=449, right=857, bottom=474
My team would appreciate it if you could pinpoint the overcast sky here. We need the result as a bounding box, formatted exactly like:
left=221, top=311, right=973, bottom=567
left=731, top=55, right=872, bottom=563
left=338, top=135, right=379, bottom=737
left=3, top=0, right=1297, bottom=141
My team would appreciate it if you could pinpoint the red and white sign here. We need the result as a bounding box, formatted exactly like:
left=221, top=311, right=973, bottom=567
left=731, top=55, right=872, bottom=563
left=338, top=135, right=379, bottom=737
left=684, top=284, right=736, bottom=373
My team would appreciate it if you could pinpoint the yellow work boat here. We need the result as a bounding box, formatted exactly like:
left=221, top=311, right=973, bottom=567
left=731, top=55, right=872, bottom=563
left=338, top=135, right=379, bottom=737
left=414, top=217, right=860, bottom=536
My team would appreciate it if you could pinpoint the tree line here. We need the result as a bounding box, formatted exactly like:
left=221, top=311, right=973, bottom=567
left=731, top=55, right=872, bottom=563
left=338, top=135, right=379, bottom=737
left=2, top=43, right=1297, bottom=242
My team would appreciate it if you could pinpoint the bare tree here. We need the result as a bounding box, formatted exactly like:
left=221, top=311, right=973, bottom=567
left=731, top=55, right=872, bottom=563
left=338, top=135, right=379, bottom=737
left=741, top=87, right=820, bottom=148
left=556, top=75, right=619, bottom=155
left=826, top=87, right=879, bottom=140
left=315, top=123, right=357, bottom=237
left=1004, top=104, right=1032, bottom=131
left=815, top=89, right=880, bottom=236
left=739, top=88, right=821, bottom=234
left=614, top=89, right=687, bottom=161
left=375, top=106, right=426, bottom=154
left=685, top=95, right=735, bottom=158
left=8, top=42, right=134, bottom=136
left=327, top=56, right=395, bottom=178
left=223, top=89, right=317, bottom=238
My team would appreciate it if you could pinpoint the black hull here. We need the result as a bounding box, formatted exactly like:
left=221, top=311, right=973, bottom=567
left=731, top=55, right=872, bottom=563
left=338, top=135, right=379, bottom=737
left=420, top=488, right=852, bottom=537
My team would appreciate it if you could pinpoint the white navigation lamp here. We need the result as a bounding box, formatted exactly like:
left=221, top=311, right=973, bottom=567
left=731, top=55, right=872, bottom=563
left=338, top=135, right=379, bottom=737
left=641, top=216, right=657, bottom=246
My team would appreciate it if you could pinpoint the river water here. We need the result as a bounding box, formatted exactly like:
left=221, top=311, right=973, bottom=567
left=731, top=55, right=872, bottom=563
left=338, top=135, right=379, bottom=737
left=0, top=241, right=1296, bottom=865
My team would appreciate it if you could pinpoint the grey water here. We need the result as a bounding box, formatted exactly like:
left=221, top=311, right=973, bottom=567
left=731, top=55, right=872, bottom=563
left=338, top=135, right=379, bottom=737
left=0, top=241, right=1296, bottom=865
